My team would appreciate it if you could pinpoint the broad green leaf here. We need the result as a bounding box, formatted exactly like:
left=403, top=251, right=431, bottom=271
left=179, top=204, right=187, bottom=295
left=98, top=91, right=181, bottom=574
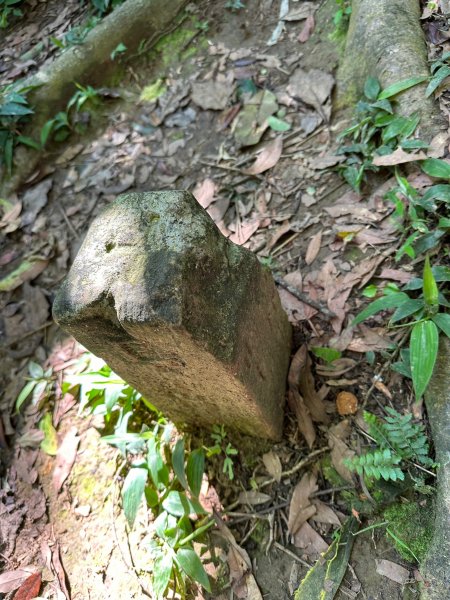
left=438, top=217, right=450, bottom=228
left=0, top=102, right=33, bottom=116
left=421, top=184, right=450, bottom=204
left=362, top=284, right=378, bottom=298
left=186, top=449, right=205, bottom=497
left=410, top=320, right=438, bottom=400
left=16, top=136, right=40, bottom=150
left=351, top=292, right=409, bottom=327
left=423, top=255, right=439, bottom=312
left=15, top=380, right=36, bottom=412
left=39, top=413, right=58, bottom=456
left=267, top=115, right=291, bottom=132
left=40, top=120, right=55, bottom=147
left=377, top=75, right=428, bottom=100
left=121, top=467, right=148, bottom=527
left=176, top=547, right=211, bottom=591
left=154, top=510, right=177, bottom=539
left=413, top=230, right=445, bottom=254
left=172, top=438, right=188, bottom=489
left=311, top=347, right=342, bottom=363
left=29, top=361, right=44, bottom=378
left=381, top=115, right=419, bottom=143
left=145, top=486, right=159, bottom=508
left=153, top=552, right=173, bottom=599
left=147, top=438, right=169, bottom=489
left=432, top=313, right=450, bottom=338
left=162, top=491, right=207, bottom=517
left=401, top=139, right=428, bottom=150
left=425, top=65, right=450, bottom=97
left=364, top=77, right=381, bottom=100
left=421, top=158, right=450, bottom=179
left=390, top=298, right=424, bottom=324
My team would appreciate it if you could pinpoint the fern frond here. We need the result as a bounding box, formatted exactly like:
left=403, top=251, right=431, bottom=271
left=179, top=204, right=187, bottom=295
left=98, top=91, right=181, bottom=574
left=344, top=448, right=405, bottom=482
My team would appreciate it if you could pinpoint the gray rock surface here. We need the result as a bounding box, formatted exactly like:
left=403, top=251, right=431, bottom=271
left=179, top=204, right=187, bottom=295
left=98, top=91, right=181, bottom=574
left=53, top=191, right=291, bottom=439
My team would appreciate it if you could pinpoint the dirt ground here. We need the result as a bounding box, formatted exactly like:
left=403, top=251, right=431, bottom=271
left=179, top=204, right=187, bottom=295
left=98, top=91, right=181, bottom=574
left=1, top=0, right=445, bottom=598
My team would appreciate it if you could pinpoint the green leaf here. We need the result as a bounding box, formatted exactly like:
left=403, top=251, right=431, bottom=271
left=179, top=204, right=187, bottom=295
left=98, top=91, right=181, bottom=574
left=176, top=547, right=211, bottom=591
left=267, top=115, right=291, bottom=132
left=410, top=320, right=438, bottom=400
left=426, top=65, right=450, bottom=97
left=186, top=449, right=205, bottom=497
left=15, top=380, right=37, bottom=412
left=421, top=158, right=450, bottom=179
left=0, top=102, right=33, bottom=116
left=421, top=184, right=450, bottom=205
left=154, top=510, right=177, bottom=539
left=432, top=313, right=450, bottom=338
left=29, top=361, right=44, bottom=378
left=147, top=438, right=169, bottom=489
left=153, top=552, right=173, bottom=599
left=16, top=136, right=40, bottom=150
left=162, top=491, right=207, bottom=517
left=364, top=77, right=381, bottom=100
left=40, top=119, right=55, bottom=147
left=172, top=438, right=188, bottom=489
left=351, top=292, right=410, bottom=327
left=311, top=347, right=342, bottom=363
left=390, top=298, right=424, bottom=324
left=423, top=255, right=439, bottom=313
left=110, top=42, right=127, bottom=60
left=121, top=467, right=148, bottom=527
left=39, top=413, right=58, bottom=456
left=377, top=76, right=428, bottom=100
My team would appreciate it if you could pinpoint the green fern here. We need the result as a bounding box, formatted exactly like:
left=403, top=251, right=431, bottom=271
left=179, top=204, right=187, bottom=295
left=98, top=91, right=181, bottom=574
left=345, top=448, right=404, bottom=482
left=345, top=407, right=434, bottom=482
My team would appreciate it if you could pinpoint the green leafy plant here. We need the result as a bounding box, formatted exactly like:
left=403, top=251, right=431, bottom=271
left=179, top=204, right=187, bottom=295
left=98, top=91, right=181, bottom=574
left=89, top=0, right=124, bottom=16
left=0, top=0, right=23, bottom=28
left=330, top=0, right=352, bottom=40
left=0, top=84, right=40, bottom=173
left=426, top=51, right=450, bottom=97
left=16, top=361, right=54, bottom=412
left=337, top=76, right=427, bottom=191
left=64, top=356, right=213, bottom=598
left=352, top=256, right=450, bottom=400
left=345, top=406, right=434, bottom=482
left=50, top=16, right=100, bottom=49
left=206, top=424, right=238, bottom=480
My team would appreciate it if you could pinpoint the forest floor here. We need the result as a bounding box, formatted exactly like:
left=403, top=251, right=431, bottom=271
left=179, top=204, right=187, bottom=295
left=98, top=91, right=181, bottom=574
left=1, top=0, right=449, bottom=598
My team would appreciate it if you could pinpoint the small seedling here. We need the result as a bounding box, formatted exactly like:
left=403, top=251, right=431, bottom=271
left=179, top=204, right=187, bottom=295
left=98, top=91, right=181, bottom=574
left=352, top=256, right=450, bottom=400
left=16, top=362, right=54, bottom=412
left=206, top=424, right=238, bottom=480
left=0, top=0, right=23, bottom=29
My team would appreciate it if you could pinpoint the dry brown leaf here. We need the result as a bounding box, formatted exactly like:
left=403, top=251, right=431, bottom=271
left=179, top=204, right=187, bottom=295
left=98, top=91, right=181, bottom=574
left=298, top=14, right=315, bottom=42
left=207, top=197, right=230, bottom=223
left=311, top=500, right=341, bottom=526
left=315, top=358, right=357, bottom=377
left=229, top=219, right=260, bottom=245
left=238, top=490, right=272, bottom=506
left=288, top=472, right=318, bottom=535
left=287, top=388, right=316, bottom=447
left=287, top=68, right=334, bottom=110
left=293, top=521, right=329, bottom=555
left=305, top=231, right=322, bottom=265
left=375, top=559, right=410, bottom=584
left=191, top=81, right=234, bottom=110
left=278, top=288, right=318, bottom=323
left=266, top=220, right=292, bottom=250
left=13, top=571, right=41, bottom=600
left=373, top=380, right=393, bottom=400
left=378, top=268, right=414, bottom=284
left=245, top=137, right=283, bottom=175
left=372, top=147, right=426, bottom=166
left=427, top=131, right=448, bottom=158
left=297, top=346, right=329, bottom=424
left=348, top=325, right=393, bottom=352
left=326, top=378, right=359, bottom=386
left=0, top=568, right=37, bottom=594
left=328, top=424, right=355, bottom=484
left=284, top=2, right=317, bottom=21
left=51, top=542, right=70, bottom=600
left=354, top=229, right=396, bottom=246
left=53, top=427, right=80, bottom=492
left=262, top=451, right=282, bottom=482
left=193, top=178, right=217, bottom=208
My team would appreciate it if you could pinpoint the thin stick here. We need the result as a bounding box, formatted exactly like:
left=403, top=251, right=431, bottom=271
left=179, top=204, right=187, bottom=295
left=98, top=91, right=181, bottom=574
left=274, top=276, right=336, bottom=318
left=273, top=541, right=312, bottom=569
left=260, top=446, right=330, bottom=489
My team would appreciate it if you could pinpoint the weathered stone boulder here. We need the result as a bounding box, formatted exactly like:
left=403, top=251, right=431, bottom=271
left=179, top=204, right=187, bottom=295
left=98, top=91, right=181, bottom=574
left=53, top=191, right=291, bottom=439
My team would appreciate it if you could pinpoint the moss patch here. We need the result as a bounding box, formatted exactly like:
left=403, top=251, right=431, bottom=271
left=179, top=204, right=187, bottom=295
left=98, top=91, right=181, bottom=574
left=384, top=498, right=434, bottom=562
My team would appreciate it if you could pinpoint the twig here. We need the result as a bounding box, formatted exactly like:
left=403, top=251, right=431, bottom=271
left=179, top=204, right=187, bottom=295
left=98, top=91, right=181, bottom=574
left=310, top=485, right=355, bottom=498
left=273, top=541, right=312, bottom=569
left=274, top=276, right=336, bottom=318
left=57, top=204, right=80, bottom=240
left=260, top=446, right=330, bottom=489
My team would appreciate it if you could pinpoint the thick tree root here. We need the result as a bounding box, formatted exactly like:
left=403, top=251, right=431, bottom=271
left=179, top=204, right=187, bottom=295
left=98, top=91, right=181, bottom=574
left=337, top=0, right=445, bottom=141
left=421, top=338, right=450, bottom=599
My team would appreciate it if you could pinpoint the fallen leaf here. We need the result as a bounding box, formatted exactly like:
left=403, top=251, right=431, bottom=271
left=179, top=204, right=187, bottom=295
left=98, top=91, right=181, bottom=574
left=283, top=2, right=317, bottom=21
left=288, top=472, right=318, bottom=536
left=378, top=268, right=413, bottom=284
left=375, top=559, right=410, bottom=584
left=315, top=358, right=357, bottom=377
left=288, top=388, right=316, bottom=447
left=0, top=257, right=48, bottom=292
left=373, top=380, right=393, bottom=400
left=238, top=490, right=272, bottom=506
left=305, top=230, right=322, bottom=265
left=336, top=391, right=358, bottom=415
left=311, top=154, right=345, bottom=169
left=53, top=427, right=80, bottom=492
left=207, top=197, right=230, bottom=223
left=0, top=197, right=22, bottom=232
left=229, top=219, right=260, bottom=245
left=51, top=542, right=70, bottom=600
left=193, top=178, right=217, bottom=209
left=311, top=500, right=341, bottom=526
left=287, top=68, right=334, bottom=110
left=244, top=137, right=283, bottom=174
left=298, top=14, right=315, bottom=43
left=0, top=568, right=37, bottom=594
left=427, top=131, right=448, bottom=158
left=39, top=413, right=58, bottom=456
left=372, top=147, right=427, bottom=166
left=278, top=288, right=318, bottom=323
left=262, top=451, right=282, bottom=482
left=21, top=179, right=52, bottom=227
left=297, top=345, right=329, bottom=423
left=348, top=325, right=394, bottom=353
left=191, top=81, right=233, bottom=111
left=266, top=219, right=292, bottom=250
left=233, top=89, right=278, bottom=147
left=293, top=521, right=329, bottom=555
left=13, top=571, right=41, bottom=600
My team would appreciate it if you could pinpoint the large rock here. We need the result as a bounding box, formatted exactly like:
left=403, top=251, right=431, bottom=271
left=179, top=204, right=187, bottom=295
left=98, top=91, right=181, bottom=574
left=53, top=191, right=291, bottom=439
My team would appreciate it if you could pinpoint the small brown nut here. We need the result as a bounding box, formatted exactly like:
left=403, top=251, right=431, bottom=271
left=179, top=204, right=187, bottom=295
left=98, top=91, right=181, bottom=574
left=336, top=391, right=358, bottom=415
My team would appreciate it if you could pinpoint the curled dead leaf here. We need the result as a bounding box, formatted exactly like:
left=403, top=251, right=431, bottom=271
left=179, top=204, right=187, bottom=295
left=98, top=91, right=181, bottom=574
left=244, top=137, right=283, bottom=175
